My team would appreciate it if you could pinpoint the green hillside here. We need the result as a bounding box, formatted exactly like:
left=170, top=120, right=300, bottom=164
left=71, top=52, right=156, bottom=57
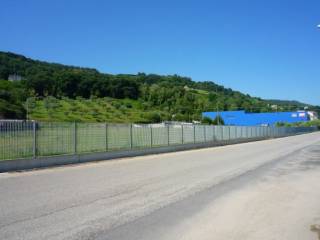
left=27, top=97, right=170, bottom=123
left=0, top=51, right=319, bottom=123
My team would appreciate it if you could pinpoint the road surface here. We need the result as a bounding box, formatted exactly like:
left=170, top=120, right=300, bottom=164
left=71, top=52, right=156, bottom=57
left=0, top=133, right=320, bottom=240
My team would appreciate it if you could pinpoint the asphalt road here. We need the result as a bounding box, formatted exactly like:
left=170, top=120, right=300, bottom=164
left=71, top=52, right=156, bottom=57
left=0, top=132, right=320, bottom=240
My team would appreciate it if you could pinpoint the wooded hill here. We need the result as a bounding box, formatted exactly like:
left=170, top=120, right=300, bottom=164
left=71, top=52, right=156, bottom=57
left=0, top=51, right=319, bottom=123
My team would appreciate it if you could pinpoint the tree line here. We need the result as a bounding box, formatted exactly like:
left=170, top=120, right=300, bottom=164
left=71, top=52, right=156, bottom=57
left=1, top=51, right=318, bottom=122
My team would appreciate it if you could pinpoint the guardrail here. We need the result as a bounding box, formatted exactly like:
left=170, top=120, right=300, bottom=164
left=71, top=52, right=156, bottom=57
left=0, top=121, right=317, bottom=171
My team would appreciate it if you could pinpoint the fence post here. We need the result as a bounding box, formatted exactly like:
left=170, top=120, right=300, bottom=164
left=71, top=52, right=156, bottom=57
left=73, top=122, right=77, bottom=154
left=32, top=121, right=37, bottom=159
left=274, top=127, right=276, bottom=138
left=167, top=125, right=170, bottom=146
left=212, top=126, right=215, bottom=141
left=181, top=125, right=184, bottom=144
left=235, top=127, right=237, bottom=139
left=150, top=125, right=153, bottom=147
left=105, top=123, right=108, bottom=152
left=130, top=124, right=133, bottom=149
left=228, top=126, right=231, bottom=141
left=204, top=126, right=206, bottom=142
left=193, top=125, right=196, bottom=143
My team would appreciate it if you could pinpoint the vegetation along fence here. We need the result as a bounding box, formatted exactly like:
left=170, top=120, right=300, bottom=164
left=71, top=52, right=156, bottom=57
left=0, top=120, right=317, bottom=161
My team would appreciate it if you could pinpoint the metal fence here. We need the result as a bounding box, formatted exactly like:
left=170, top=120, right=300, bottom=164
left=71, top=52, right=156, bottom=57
left=0, top=120, right=317, bottom=161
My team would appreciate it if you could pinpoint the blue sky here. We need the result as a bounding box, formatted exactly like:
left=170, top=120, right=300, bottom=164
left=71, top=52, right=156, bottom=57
left=1, top=0, right=319, bottom=105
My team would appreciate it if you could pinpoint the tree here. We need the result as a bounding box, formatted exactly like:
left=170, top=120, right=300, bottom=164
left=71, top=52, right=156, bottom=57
left=212, top=115, right=225, bottom=125
left=202, top=116, right=213, bottom=125
left=143, top=112, right=161, bottom=123
left=43, top=96, right=59, bottom=119
left=25, top=97, right=36, bottom=120
left=208, top=93, right=217, bottom=102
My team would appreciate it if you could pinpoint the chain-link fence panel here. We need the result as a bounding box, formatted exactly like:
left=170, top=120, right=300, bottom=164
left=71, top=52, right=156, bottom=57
left=240, top=126, right=246, bottom=138
left=132, top=124, right=152, bottom=148
left=282, top=127, right=286, bottom=136
left=280, top=127, right=285, bottom=137
left=214, top=126, right=223, bottom=141
left=290, top=127, right=295, bottom=135
left=258, top=127, right=262, bottom=137
left=256, top=127, right=259, bottom=137
left=250, top=127, right=255, bottom=138
left=183, top=125, right=195, bottom=143
left=291, top=127, right=296, bottom=135
left=254, top=127, right=258, bottom=138
left=37, top=122, right=74, bottom=156
left=282, top=127, right=287, bottom=136
left=195, top=125, right=205, bottom=142
left=267, top=127, right=272, bottom=137
left=77, top=123, right=106, bottom=153
left=169, top=125, right=182, bottom=145
left=250, top=127, right=254, bottom=138
left=276, top=127, right=281, bottom=137
left=205, top=125, right=214, bottom=142
left=229, top=126, right=237, bottom=140
left=271, top=127, right=276, bottom=137
left=257, top=127, right=262, bottom=138
left=235, top=126, right=242, bottom=139
left=221, top=126, right=230, bottom=141
left=0, top=121, right=34, bottom=160
left=151, top=125, right=168, bottom=147
left=107, top=124, right=131, bottom=150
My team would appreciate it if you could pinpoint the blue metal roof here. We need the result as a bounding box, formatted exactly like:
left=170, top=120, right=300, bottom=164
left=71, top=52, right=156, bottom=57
left=202, top=110, right=309, bottom=126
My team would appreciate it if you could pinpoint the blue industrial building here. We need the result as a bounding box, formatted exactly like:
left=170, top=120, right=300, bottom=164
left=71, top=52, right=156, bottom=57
left=202, top=110, right=309, bottom=126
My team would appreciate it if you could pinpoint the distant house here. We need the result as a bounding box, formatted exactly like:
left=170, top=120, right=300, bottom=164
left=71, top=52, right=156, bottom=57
left=202, top=110, right=310, bottom=126
left=307, top=111, right=319, bottom=121
left=8, top=74, right=23, bottom=82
